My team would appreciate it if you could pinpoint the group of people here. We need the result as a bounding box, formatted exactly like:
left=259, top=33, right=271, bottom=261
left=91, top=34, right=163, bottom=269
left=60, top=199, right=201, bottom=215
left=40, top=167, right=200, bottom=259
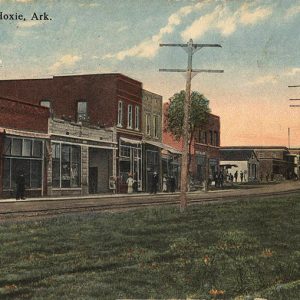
left=126, top=172, right=176, bottom=194
left=214, top=171, right=224, bottom=188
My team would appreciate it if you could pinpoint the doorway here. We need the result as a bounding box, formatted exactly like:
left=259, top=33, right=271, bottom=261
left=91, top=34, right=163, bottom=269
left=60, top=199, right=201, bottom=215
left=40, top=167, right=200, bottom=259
left=89, top=167, right=98, bottom=194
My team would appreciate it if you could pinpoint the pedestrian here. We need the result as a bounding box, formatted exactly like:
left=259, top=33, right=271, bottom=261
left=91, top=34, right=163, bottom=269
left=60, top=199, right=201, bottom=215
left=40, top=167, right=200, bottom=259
left=230, top=173, right=234, bottom=186
left=214, top=173, right=219, bottom=188
left=266, top=172, right=269, bottom=182
left=162, top=175, right=168, bottom=192
left=132, top=172, right=138, bottom=192
left=240, top=171, right=244, bottom=183
left=16, top=171, right=26, bottom=200
left=126, top=173, right=134, bottom=194
left=151, top=171, right=159, bottom=194
left=260, top=173, right=263, bottom=182
left=234, top=171, right=238, bottom=182
left=219, top=171, right=224, bottom=188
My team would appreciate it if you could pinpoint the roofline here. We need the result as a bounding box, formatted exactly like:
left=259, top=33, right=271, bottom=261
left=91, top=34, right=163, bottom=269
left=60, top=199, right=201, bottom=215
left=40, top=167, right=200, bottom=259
left=0, top=73, right=143, bottom=85
left=54, top=73, right=143, bottom=85
left=221, top=146, right=289, bottom=150
left=0, top=95, right=49, bottom=110
left=142, top=89, right=163, bottom=98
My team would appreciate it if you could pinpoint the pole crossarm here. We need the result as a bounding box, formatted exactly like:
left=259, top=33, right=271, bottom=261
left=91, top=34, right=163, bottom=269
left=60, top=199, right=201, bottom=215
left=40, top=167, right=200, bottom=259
left=290, top=105, right=300, bottom=107
left=159, top=68, right=186, bottom=72
left=288, top=85, right=300, bottom=88
left=192, top=69, right=224, bottom=73
left=159, top=69, right=224, bottom=73
left=160, top=43, right=222, bottom=48
left=289, top=99, right=300, bottom=101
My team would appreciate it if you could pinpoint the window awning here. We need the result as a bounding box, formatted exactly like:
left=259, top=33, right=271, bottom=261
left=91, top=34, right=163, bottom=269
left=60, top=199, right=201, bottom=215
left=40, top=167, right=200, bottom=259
left=2, top=128, right=50, bottom=139
left=144, top=140, right=182, bottom=155
left=120, top=137, right=142, bottom=145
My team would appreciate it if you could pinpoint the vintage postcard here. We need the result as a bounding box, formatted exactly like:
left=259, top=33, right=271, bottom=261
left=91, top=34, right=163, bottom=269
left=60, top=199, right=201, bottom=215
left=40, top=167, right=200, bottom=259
left=0, top=1, right=299, bottom=299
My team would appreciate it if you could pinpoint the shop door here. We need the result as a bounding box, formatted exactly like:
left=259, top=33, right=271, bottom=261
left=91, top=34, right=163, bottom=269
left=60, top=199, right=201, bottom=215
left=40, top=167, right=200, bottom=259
left=89, top=167, right=98, bottom=194
left=132, top=148, right=142, bottom=191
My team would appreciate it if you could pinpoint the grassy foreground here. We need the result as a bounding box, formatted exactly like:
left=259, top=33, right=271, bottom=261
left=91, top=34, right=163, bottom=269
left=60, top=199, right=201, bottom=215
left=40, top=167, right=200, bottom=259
left=0, top=195, right=299, bottom=300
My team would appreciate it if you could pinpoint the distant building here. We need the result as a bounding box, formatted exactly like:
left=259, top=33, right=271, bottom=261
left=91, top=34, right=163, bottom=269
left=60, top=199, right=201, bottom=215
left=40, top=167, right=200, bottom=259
left=220, top=149, right=259, bottom=182
left=163, top=101, right=220, bottom=187
left=142, top=90, right=163, bottom=192
left=221, top=146, right=295, bottom=181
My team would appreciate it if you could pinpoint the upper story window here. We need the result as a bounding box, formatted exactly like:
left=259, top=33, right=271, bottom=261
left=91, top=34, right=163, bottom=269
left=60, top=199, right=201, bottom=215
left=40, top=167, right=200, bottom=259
left=135, top=106, right=140, bottom=130
left=77, top=101, right=87, bottom=122
left=209, top=130, right=213, bottom=145
left=214, top=131, right=219, bottom=146
left=204, top=131, right=208, bottom=144
left=117, top=100, right=123, bottom=127
left=40, top=100, right=51, bottom=108
left=146, top=113, right=151, bottom=135
left=127, top=104, right=133, bottom=129
left=153, top=115, right=159, bottom=138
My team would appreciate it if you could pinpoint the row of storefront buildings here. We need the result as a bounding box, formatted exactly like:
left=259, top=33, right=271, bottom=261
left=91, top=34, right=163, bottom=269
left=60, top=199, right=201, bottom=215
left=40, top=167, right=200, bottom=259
left=0, top=73, right=221, bottom=198
left=0, top=73, right=298, bottom=198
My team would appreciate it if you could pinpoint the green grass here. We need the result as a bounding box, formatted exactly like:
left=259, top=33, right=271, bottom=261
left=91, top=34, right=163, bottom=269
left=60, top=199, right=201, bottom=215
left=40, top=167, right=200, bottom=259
left=0, top=194, right=299, bottom=300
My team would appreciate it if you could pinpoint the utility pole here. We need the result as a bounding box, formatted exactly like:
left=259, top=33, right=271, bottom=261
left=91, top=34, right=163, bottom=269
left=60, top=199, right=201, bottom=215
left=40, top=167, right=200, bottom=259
left=288, top=127, right=290, bottom=149
left=159, top=39, right=223, bottom=212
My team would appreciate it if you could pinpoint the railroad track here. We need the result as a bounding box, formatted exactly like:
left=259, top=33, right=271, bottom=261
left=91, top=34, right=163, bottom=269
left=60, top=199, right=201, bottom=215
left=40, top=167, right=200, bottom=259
left=1, top=188, right=300, bottom=221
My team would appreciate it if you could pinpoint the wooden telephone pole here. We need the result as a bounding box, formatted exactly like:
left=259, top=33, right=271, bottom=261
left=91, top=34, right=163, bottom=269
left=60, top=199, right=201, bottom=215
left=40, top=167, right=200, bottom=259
left=159, top=39, right=223, bottom=212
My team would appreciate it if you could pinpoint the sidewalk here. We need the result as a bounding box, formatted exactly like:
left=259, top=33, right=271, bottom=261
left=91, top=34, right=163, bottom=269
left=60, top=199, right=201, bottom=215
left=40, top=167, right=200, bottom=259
left=1, top=181, right=299, bottom=204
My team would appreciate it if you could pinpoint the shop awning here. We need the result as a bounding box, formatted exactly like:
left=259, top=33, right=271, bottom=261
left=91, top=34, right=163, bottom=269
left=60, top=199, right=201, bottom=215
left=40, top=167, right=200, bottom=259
left=220, top=163, right=238, bottom=168
left=3, top=128, right=50, bottom=139
left=144, top=140, right=181, bottom=155
left=120, top=137, right=142, bottom=144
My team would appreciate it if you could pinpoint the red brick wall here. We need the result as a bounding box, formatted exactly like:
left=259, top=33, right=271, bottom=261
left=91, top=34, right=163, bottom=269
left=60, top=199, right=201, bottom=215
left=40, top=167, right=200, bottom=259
left=0, top=133, right=3, bottom=194
left=0, top=74, right=142, bottom=129
left=0, top=97, right=49, bottom=132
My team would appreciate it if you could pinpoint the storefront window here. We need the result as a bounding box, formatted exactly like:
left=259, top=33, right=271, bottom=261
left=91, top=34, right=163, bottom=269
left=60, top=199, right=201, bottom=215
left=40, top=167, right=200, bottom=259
left=4, top=138, right=11, bottom=155
left=23, top=140, right=32, bottom=157
left=3, top=158, right=10, bottom=189
left=52, top=143, right=60, bottom=188
left=33, top=140, right=43, bottom=157
left=3, top=137, right=43, bottom=190
left=52, top=143, right=81, bottom=188
left=11, top=139, right=22, bottom=156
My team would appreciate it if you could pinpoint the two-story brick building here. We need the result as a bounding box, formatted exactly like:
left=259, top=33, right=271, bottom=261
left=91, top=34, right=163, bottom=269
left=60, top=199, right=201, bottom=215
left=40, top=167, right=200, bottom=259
left=163, top=102, right=220, bottom=188
left=0, top=95, right=117, bottom=198
left=0, top=73, right=143, bottom=193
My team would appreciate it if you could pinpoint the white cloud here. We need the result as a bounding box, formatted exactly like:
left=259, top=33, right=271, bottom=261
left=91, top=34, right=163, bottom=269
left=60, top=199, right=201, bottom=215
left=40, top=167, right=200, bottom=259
left=246, top=74, right=279, bottom=86
left=102, top=2, right=206, bottom=61
left=239, top=4, right=272, bottom=25
left=181, top=5, right=221, bottom=41
left=181, top=3, right=272, bottom=40
left=284, top=68, right=300, bottom=76
left=49, top=55, right=82, bottom=73
left=117, top=25, right=128, bottom=33
left=17, top=20, right=47, bottom=28
left=285, top=3, right=300, bottom=19
left=79, top=3, right=99, bottom=7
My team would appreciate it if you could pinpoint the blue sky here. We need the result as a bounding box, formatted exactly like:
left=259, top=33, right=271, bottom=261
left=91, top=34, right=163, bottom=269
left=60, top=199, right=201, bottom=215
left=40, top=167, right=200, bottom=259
left=0, top=0, right=300, bottom=146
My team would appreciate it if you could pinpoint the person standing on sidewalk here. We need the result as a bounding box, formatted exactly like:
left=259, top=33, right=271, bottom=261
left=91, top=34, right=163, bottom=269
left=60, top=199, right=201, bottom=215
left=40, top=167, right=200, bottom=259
left=126, top=174, right=134, bottom=194
left=151, top=171, right=159, bottom=194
